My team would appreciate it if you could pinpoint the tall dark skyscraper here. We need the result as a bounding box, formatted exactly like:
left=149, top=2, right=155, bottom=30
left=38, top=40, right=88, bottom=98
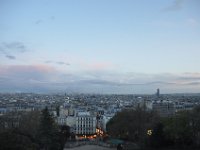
left=156, top=88, right=160, bottom=97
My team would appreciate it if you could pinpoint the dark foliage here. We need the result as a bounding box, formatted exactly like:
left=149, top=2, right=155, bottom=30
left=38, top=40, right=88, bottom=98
left=59, top=125, right=70, bottom=149
left=0, top=108, right=69, bottom=150
left=107, top=106, right=200, bottom=149
left=0, top=129, right=39, bottom=150
left=37, top=107, right=62, bottom=150
left=107, top=107, right=160, bottom=147
left=149, top=122, right=166, bottom=148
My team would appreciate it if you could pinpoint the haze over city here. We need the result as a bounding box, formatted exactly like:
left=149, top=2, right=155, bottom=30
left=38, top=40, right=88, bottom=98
left=0, top=0, right=200, bottom=94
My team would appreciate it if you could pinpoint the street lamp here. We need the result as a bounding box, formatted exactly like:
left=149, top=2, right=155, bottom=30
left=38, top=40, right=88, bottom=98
left=147, top=129, right=153, bottom=136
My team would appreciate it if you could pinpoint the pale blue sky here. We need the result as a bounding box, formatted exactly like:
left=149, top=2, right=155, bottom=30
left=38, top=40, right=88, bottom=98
left=0, top=0, right=200, bottom=93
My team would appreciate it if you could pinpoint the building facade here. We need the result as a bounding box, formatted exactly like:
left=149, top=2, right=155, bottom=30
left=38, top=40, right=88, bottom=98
left=75, top=113, right=96, bottom=135
left=152, top=101, right=175, bottom=117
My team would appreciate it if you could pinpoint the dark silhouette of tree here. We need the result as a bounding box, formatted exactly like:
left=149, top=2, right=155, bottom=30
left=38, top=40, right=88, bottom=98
left=56, top=106, right=60, bottom=117
left=0, top=109, right=69, bottom=150
left=163, top=111, right=193, bottom=148
left=18, top=111, right=40, bottom=140
left=59, top=125, right=70, bottom=149
left=107, top=106, right=200, bottom=149
left=149, top=122, right=165, bottom=148
left=190, top=106, right=200, bottom=147
left=37, top=107, right=61, bottom=150
left=0, top=129, right=39, bottom=150
left=107, top=107, right=160, bottom=147
left=0, top=111, right=40, bottom=150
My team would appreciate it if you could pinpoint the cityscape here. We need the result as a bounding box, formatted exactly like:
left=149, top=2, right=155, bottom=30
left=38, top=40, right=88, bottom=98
left=1, top=90, right=200, bottom=149
left=1, top=0, right=200, bottom=150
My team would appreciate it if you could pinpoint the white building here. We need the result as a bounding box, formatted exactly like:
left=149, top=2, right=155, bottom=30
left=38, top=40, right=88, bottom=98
left=75, top=112, right=96, bottom=135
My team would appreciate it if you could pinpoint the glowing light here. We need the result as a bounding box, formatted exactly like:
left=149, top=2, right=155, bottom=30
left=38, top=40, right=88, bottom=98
left=147, top=129, right=153, bottom=136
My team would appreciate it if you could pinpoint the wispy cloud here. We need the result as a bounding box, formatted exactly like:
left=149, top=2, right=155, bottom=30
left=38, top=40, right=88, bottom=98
left=0, top=42, right=28, bottom=60
left=75, top=72, right=200, bottom=88
left=163, top=0, right=185, bottom=12
left=0, top=64, right=55, bottom=80
left=0, top=65, right=200, bottom=93
left=56, top=61, right=70, bottom=65
left=50, top=16, right=55, bottom=20
left=35, top=16, right=55, bottom=25
left=0, top=47, right=16, bottom=60
left=35, top=19, right=43, bottom=24
left=5, top=55, right=16, bottom=60
left=45, top=60, right=52, bottom=63
left=45, top=60, right=70, bottom=66
left=78, top=61, right=115, bottom=71
left=2, top=42, right=27, bottom=52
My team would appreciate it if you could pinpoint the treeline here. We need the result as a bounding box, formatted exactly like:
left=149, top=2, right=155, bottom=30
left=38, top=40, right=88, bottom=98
left=107, top=106, right=200, bottom=149
left=0, top=108, right=70, bottom=150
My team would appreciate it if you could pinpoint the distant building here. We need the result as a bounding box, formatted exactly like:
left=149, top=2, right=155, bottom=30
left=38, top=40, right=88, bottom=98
left=66, top=116, right=76, bottom=133
left=75, top=112, right=96, bottom=135
left=57, top=116, right=67, bottom=125
left=156, top=88, right=160, bottom=97
left=59, top=106, right=68, bottom=117
left=96, top=109, right=104, bottom=129
left=0, top=107, right=7, bottom=115
left=175, top=102, right=195, bottom=112
left=152, top=100, right=175, bottom=117
left=102, top=114, right=114, bottom=131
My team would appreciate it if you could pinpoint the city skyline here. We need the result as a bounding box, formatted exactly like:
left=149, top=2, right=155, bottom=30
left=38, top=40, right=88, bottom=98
left=0, top=0, right=200, bottom=93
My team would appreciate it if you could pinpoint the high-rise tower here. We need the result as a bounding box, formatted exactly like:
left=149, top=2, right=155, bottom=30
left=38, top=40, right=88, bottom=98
left=156, top=88, right=160, bottom=97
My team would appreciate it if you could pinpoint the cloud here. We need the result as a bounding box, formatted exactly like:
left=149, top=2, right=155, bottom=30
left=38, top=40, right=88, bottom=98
left=0, top=48, right=16, bottom=60
left=35, top=19, right=43, bottom=24
left=0, top=66, right=200, bottom=93
left=186, top=82, right=200, bottom=85
left=0, top=64, right=55, bottom=76
left=45, top=60, right=70, bottom=66
left=45, top=60, right=53, bottom=63
left=0, top=64, right=72, bottom=93
left=5, top=55, right=16, bottom=60
left=0, top=42, right=28, bottom=60
left=79, top=62, right=115, bottom=71
left=178, top=76, right=200, bottom=81
left=35, top=16, right=55, bottom=25
left=0, top=64, right=56, bottom=92
left=56, top=61, right=70, bottom=65
left=50, top=16, right=55, bottom=20
left=77, top=72, right=200, bottom=88
left=77, top=79, right=120, bottom=86
left=2, top=42, right=27, bottom=52
left=163, top=0, right=185, bottom=12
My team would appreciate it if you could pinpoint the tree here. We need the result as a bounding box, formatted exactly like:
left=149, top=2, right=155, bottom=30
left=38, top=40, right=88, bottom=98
left=37, top=107, right=61, bottom=150
left=59, top=125, right=70, bottom=149
left=162, top=111, right=194, bottom=148
left=189, top=106, right=200, bottom=148
left=106, top=107, right=160, bottom=147
left=148, top=122, right=166, bottom=148
left=0, top=130, right=39, bottom=150
left=0, top=109, right=68, bottom=150
left=18, top=111, right=40, bottom=140
left=0, top=111, right=40, bottom=150
left=56, top=106, right=60, bottom=117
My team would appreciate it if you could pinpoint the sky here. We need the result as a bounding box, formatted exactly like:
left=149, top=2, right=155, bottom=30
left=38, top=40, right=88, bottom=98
left=0, top=0, right=200, bottom=94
